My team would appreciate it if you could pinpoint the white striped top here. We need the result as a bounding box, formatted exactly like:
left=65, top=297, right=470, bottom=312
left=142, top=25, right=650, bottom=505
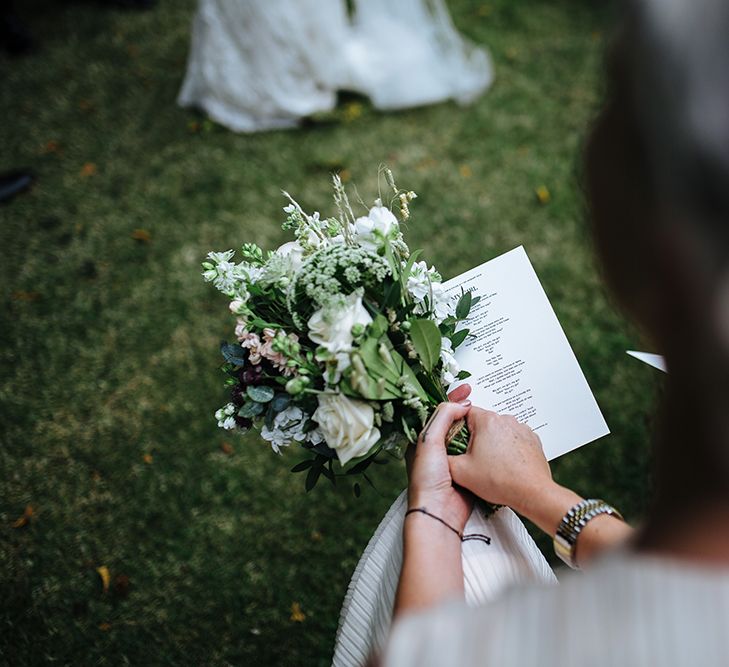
left=384, top=552, right=729, bottom=667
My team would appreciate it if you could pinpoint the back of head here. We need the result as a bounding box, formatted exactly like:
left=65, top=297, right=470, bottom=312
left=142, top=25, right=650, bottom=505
left=586, top=0, right=729, bottom=516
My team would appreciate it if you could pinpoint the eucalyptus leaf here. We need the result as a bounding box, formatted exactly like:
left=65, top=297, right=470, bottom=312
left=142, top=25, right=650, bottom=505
left=246, top=385, right=275, bottom=403
left=238, top=401, right=265, bottom=418
left=220, top=341, right=247, bottom=366
left=409, top=319, right=442, bottom=372
left=271, top=393, right=292, bottom=412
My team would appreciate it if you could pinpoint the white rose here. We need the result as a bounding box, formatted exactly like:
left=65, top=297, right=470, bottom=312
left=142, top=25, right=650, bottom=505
left=354, top=205, right=399, bottom=251
left=313, top=393, right=381, bottom=465
left=307, top=292, right=372, bottom=354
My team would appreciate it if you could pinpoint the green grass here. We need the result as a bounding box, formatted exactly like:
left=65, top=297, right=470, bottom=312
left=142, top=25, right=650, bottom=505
left=1, top=1, right=660, bottom=664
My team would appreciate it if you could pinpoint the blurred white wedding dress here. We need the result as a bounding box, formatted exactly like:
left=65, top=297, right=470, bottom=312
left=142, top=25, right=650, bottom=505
left=331, top=491, right=557, bottom=667
left=177, top=0, right=493, bottom=132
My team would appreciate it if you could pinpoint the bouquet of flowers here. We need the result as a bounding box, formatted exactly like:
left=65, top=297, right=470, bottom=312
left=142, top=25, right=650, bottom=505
left=203, top=169, right=477, bottom=492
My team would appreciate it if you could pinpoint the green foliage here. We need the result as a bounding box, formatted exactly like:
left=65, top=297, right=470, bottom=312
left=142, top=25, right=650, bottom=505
left=409, top=319, right=442, bottom=372
left=0, top=1, right=657, bottom=665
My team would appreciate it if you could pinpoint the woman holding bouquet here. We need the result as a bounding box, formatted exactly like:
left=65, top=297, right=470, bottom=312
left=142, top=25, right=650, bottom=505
left=384, top=0, right=729, bottom=664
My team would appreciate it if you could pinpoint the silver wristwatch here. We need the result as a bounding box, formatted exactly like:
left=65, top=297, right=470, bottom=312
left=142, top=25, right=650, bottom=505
left=553, top=498, right=624, bottom=569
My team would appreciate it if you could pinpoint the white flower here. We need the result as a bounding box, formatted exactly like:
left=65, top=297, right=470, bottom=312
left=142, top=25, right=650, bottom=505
left=229, top=299, right=246, bottom=315
left=308, top=292, right=372, bottom=356
left=440, top=338, right=461, bottom=385
left=410, top=273, right=456, bottom=324
left=406, top=261, right=443, bottom=301
left=354, top=205, right=399, bottom=251
left=307, top=428, right=324, bottom=446
left=431, top=283, right=456, bottom=324
left=275, top=240, right=306, bottom=271
left=313, top=393, right=380, bottom=465
left=260, top=406, right=308, bottom=454
left=215, top=403, right=238, bottom=430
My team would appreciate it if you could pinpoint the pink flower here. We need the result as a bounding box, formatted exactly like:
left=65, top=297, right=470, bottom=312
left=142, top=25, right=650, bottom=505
left=240, top=332, right=262, bottom=364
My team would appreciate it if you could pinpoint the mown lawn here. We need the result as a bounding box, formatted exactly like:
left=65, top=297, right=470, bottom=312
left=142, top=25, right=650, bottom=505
left=1, top=1, right=660, bottom=664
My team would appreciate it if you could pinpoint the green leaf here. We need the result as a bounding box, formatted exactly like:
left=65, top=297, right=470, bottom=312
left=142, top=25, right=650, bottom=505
left=382, top=279, right=402, bottom=309
left=305, top=464, right=322, bottom=492
left=220, top=341, right=247, bottom=366
left=456, top=370, right=472, bottom=380
left=321, top=462, right=336, bottom=486
left=417, top=371, right=448, bottom=404
left=238, top=401, right=265, bottom=418
left=456, top=290, right=473, bottom=320
left=384, top=241, right=400, bottom=280
left=409, top=319, right=442, bottom=372
left=291, top=460, right=314, bottom=473
left=353, top=482, right=361, bottom=498
left=450, top=328, right=469, bottom=349
left=400, top=249, right=423, bottom=287
left=271, top=393, right=291, bottom=412
left=246, top=385, right=275, bottom=403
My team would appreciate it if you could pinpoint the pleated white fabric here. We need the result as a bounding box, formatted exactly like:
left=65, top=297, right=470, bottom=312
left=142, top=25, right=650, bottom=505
left=332, top=490, right=556, bottom=667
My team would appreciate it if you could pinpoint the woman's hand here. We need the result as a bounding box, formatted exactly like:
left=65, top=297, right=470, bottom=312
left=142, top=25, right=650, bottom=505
left=395, top=386, right=473, bottom=616
left=448, top=406, right=553, bottom=516
left=406, top=385, right=473, bottom=533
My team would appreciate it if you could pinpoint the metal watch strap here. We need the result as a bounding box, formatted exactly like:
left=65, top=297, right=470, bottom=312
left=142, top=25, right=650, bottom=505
left=553, top=498, right=624, bottom=570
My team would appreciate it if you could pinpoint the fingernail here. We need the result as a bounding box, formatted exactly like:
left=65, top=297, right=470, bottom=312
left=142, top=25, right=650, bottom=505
left=458, top=399, right=472, bottom=406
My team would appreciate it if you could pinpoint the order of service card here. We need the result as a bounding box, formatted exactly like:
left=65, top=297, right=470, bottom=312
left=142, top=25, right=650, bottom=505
left=443, top=246, right=609, bottom=461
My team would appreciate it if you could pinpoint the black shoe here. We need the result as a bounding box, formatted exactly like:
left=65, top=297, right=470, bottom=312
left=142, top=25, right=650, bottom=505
left=0, top=170, right=35, bottom=204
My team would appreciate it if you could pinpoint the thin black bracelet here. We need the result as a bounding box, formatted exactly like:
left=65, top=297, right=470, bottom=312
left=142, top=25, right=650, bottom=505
left=405, top=507, right=491, bottom=545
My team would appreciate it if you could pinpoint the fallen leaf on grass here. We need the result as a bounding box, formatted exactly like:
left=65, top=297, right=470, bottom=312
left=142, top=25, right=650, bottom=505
left=459, top=164, right=473, bottom=179
left=41, top=140, right=61, bottom=155
left=535, top=185, right=551, bottom=205
left=131, top=229, right=152, bottom=243
left=96, top=566, right=111, bottom=594
left=142, top=453, right=153, bottom=464
left=290, top=602, right=306, bottom=622
left=98, top=622, right=111, bottom=632
left=11, top=505, right=34, bottom=528
left=310, top=530, right=322, bottom=542
left=220, top=442, right=234, bottom=455
left=11, top=291, right=41, bottom=302
left=80, top=163, right=97, bottom=178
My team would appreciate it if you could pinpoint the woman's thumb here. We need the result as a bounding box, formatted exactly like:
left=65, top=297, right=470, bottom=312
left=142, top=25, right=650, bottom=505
left=447, top=452, right=469, bottom=485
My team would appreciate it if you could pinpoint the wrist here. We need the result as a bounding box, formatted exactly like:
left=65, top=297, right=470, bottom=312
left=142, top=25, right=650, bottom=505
left=404, top=509, right=463, bottom=543
left=407, top=494, right=467, bottom=533
left=512, top=481, right=582, bottom=535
